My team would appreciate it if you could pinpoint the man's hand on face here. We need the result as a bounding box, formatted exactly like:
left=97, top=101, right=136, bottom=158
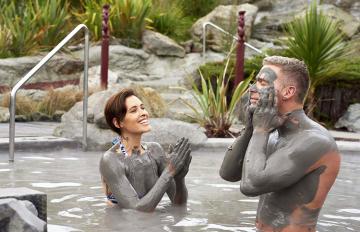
left=252, top=87, right=287, bottom=133
left=239, top=91, right=254, bottom=130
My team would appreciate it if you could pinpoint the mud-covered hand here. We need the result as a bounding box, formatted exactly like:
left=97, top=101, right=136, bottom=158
left=252, top=87, right=287, bottom=133
left=166, top=138, right=191, bottom=177
left=174, top=149, right=192, bottom=181
left=238, top=91, right=254, bottom=129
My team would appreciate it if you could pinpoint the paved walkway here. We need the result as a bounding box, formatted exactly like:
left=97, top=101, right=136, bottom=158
left=0, top=122, right=360, bottom=152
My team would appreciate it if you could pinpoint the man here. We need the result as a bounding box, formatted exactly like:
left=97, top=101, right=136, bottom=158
left=220, top=56, right=340, bottom=232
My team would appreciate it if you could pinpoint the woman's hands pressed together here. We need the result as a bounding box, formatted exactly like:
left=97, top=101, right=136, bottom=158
left=167, top=138, right=192, bottom=179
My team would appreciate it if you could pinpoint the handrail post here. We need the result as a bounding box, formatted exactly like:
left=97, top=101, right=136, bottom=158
left=100, top=4, right=110, bottom=90
left=202, top=22, right=207, bottom=58
left=234, top=11, right=246, bottom=87
left=9, top=24, right=89, bottom=162
left=202, top=21, right=264, bottom=58
left=83, top=28, right=89, bottom=151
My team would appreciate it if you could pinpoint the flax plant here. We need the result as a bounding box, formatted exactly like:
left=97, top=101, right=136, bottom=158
left=149, top=0, right=192, bottom=41
left=76, top=0, right=152, bottom=47
left=183, top=43, right=252, bottom=137
left=110, top=0, right=152, bottom=48
left=284, top=0, right=359, bottom=114
left=32, top=0, right=71, bottom=49
left=0, top=25, right=12, bottom=58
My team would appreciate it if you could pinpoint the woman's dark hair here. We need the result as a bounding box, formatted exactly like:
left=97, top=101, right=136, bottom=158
left=104, top=88, right=138, bottom=135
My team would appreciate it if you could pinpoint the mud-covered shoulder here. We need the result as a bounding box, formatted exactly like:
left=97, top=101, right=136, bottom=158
left=288, top=129, right=338, bottom=166
left=99, top=143, right=126, bottom=177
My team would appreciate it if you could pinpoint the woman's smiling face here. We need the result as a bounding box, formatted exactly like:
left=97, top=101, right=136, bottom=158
left=119, top=95, right=151, bottom=135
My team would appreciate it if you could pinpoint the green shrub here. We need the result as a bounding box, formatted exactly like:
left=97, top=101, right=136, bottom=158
left=178, top=0, right=219, bottom=19
left=73, top=0, right=103, bottom=41
left=34, top=0, right=72, bottom=49
left=0, top=0, right=72, bottom=58
left=149, top=0, right=192, bottom=42
left=111, top=0, right=152, bottom=48
left=0, top=2, right=40, bottom=57
left=0, top=25, right=12, bottom=58
left=284, top=0, right=360, bottom=114
left=184, top=45, right=252, bottom=137
left=76, top=0, right=151, bottom=48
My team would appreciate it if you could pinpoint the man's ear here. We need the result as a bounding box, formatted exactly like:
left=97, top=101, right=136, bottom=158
left=112, top=118, right=122, bottom=128
left=282, top=86, right=296, bottom=100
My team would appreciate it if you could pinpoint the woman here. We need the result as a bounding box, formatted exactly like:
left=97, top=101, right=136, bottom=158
left=99, top=88, right=192, bottom=212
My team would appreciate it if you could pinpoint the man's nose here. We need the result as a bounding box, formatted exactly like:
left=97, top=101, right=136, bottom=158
left=249, top=84, right=257, bottom=93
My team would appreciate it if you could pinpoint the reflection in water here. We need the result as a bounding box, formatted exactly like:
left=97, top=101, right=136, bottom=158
left=23, top=156, right=55, bottom=160
left=51, top=194, right=80, bottom=203
left=204, top=224, right=255, bottom=232
left=0, top=149, right=359, bottom=232
left=337, top=208, right=360, bottom=214
left=174, top=217, right=208, bottom=227
left=47, top=224, right=82, bottom=232
left=58, top=210, right=83, bottom=219
left=31, top=182, right=82, bottom=188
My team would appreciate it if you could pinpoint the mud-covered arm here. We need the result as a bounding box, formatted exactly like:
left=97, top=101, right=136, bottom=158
left=240, top=131, right=332, bottom=197
left=219, top=127, right=253, bottom=182
left=100, top=152, right=173, bottom=212
left=240, top=86, right=333, bottom=196
left=149, top=142, right=190, bottom=205
left=220, top=92, right=253, bottom=182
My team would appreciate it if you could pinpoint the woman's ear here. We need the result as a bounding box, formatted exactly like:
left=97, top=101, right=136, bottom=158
left=112, top=118, right=122, bottom=129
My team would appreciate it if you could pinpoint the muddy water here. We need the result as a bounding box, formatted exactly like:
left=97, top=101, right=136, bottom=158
left=0, top=148, right=359, bottom=232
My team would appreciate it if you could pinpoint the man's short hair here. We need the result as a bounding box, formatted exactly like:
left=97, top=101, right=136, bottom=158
left=263, top=56, right=310, bottom=103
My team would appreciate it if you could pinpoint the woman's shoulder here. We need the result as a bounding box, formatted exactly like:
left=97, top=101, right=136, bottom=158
left=101, top=143, right=124, bottom=163
left=100, top=143, right=126, bottom=175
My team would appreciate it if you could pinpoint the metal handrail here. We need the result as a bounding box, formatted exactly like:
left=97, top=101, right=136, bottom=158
left=9, top=24, right=89, bottom=162
left=202, top=22, right=265, bottom=57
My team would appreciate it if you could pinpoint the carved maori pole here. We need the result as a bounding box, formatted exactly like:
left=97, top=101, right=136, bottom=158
left=100, top=4, right=110, bottom=90
left=234, top=11, right=245, bottom=87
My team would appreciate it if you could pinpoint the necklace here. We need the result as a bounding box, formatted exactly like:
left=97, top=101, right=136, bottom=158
left=113, top=136, right=146, bottom=156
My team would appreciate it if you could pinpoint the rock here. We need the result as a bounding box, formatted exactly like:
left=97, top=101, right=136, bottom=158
left=0, top=106, right=10, bottom=123
left=75, top=45, right=150, bottom=82
left=79, top=65, right=119, bottom=90
left=20, top=200, right=39, bottom=217
left=142, top=118, right=207, bottom=148
left=54, top=120, right=116, bottom=151
left=52, top=110, right=66, bottom=122
left=131, top=85, right=168, bottom=118
left=15, top=115, right=28, bottom=122
left=144, top=51, right=226, bottom=87
left=17, top=89, right=47, bottom=102
left=335, top=103, right=360, bottom=132
left=180, top=40, right=194, bottom=54
left=322, top=0, right=359, bottom=10
left=75, top=45, right=225, bottom=90
left=54, top=87, right=206, bottom=150
left=252, top=0, right=308, bottom=43
left=63, top=84, right=166, bottom=127
left=0, top=187, right=47, bottom=223
left=350, top=2, right=360, bottom=21
left=318, top=4, right=360, bottom=38
left=30, top=112, right=52, bottom=122
left=191, top=4, right=259, bottom=52
left=142, top=30, right=186, bottom=58
left=0, top=198, right=46, bottom=232
left=0, top=53, right=83, bottom=89
left=254, top=2, right=360, bottom=42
